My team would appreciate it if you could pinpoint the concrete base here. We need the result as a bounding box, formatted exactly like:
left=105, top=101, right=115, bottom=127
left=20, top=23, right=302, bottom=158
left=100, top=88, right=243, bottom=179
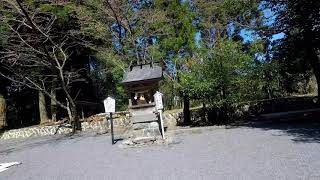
left=130, top=106, right=157, bottom=123
left=127, top=122, right=161, bottom=138
left=120, top=121, right=163, bottom=147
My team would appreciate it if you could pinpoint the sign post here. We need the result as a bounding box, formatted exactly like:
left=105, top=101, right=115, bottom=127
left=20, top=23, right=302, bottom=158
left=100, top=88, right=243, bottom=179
left=154, top=91, right=165, bottom=139
left=103, top=97, right=116, bottom=144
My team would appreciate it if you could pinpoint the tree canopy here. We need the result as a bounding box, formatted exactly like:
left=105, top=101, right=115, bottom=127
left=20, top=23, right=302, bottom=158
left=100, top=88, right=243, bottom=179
left=0, top=0, right=319, bottom=128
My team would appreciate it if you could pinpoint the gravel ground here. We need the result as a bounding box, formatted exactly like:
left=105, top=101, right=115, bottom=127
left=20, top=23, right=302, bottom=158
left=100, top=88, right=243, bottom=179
left=1, top=121, right=320, bottom=180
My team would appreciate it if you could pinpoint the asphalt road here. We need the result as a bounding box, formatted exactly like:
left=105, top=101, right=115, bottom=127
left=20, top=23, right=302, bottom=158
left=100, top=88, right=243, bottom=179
left=1, top=121, right=320, bottom=180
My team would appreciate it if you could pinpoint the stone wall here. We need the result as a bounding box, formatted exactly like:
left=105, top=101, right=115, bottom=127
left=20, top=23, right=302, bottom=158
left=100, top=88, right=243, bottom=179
left=0, top=114, right=131, bottom=140
left=163, top=111, right=179, bottom=129
left=170, top=96, right=320, bottom=126
left=83, top=112, right=132, bottom=127
left=231, top=96, right=320, bottom=120
left=0, top=125, right=72, bottom=140
left=0, top=111, right=180, bottom=141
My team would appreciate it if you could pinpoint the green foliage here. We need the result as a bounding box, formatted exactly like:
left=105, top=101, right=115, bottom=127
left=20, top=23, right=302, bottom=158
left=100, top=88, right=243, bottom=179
left=176, top=38, right=284, bottom=107
left=73, top=1, right=111, bottom=41
left=266, top=0, right=320, bottom=95
left=148, top=0, right=283, bottom=110
left=253, top=61, right=284, bottom=98
left=178, top=40, right=250, bottom=105
left=156, top=0, right=197, bottom=53
left=159, top=78, right=179, bottom=110
left=0, top=0, right=294, bottom=116
left=39, top=4, right=74, bottom=21
left=0, top=21, right=9, bottom=46
left=94, top=49, right=128, bottom=110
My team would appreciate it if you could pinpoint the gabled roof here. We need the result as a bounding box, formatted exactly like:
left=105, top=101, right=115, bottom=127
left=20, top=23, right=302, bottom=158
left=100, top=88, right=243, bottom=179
left=122, top=63, right=163, bottom=84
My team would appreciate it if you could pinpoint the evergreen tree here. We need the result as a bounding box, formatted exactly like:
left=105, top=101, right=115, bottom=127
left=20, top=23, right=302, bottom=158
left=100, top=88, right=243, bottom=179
left=267, top=0, right=320, bottom=97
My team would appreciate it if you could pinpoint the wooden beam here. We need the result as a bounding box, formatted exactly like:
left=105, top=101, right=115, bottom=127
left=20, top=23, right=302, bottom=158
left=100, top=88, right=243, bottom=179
left=127, top=84, right=158, bottom=92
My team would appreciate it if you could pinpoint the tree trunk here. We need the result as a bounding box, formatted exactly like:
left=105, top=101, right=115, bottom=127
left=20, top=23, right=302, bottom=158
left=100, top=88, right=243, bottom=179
left=0, top=92, right=6, bottom=129
left=313, top=70, right=320, bottom=98
left=50, top=85, right=57, bottom=121
left=183, top=95, right=191, bottom=125
left=39, top=91, right=48, bottom=124
left=267, top=87, right=272, bottom=100
left=72, top=105, right=81, bottom=132
left=58, top=67, right=81, bottom=133
left=67, top=103, right=81, bottom=133
left=314, top=50, right=320, bottom=98
left=66, top=97, right=81, bottom=133
left=309, top=49, right=320, bottom=99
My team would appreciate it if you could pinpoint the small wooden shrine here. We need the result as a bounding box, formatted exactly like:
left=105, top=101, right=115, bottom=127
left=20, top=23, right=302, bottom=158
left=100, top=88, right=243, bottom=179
left=121, top=62, right=164, bottom=139
left=121, top=62, right=163, bottom=110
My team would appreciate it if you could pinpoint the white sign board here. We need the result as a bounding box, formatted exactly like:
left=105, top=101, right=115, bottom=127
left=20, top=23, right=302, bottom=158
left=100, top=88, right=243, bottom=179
left=154, top=91, right=163, bottom=110
left=103, top=97, right=115, bottom=113
left=154, top=91, right=165, bottom=139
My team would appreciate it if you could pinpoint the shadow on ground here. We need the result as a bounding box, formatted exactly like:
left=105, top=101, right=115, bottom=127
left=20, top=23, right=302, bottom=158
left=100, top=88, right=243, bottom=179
left=0, top=132, right=108, bottom=156
left=229, top=117, right=320, bottom=143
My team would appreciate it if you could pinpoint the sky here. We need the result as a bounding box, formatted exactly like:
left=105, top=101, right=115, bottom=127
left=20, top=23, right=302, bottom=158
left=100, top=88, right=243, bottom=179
left=240, top=30, right=285, bottom=43
left=240, top=4, right=285, bottom=43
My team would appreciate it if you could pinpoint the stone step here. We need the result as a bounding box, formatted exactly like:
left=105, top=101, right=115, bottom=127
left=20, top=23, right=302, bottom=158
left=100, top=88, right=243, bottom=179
left=119, top=121, right=167, bottom=147
left=132, top=121, right=158, bottom=130
left=124, top=122, right=161, bottom=138
left=130, top=113, right=158, bottom=123
left=130, top=106, right=158, bottom=123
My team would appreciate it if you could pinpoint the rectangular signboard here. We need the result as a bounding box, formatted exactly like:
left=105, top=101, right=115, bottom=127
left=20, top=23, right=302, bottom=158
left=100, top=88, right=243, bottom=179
left=103, top=97, right=115, bottom=113
left=154, top=91, right=163, bottom=110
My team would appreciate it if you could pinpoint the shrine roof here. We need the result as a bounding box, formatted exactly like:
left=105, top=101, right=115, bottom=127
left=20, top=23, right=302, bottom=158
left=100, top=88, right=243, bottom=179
left=121, top=63, right=163, bottom=84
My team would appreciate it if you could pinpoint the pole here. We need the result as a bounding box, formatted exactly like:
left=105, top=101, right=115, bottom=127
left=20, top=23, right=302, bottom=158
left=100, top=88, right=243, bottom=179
left=110, top=112, right=115, bottom=145
left=159, top=110, right=165, bottom=139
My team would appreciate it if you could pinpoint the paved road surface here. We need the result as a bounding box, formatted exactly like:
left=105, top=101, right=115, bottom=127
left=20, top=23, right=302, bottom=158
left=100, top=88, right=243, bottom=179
left=1, top=121, right=320, bottom=180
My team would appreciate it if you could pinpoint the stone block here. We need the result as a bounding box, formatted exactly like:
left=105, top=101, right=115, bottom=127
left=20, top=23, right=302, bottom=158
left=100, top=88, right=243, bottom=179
left=132, top=137, right=156, bottom=144
left=143, top=128, right=161, bottom=137
left=149, top=122, right=159, bottom=128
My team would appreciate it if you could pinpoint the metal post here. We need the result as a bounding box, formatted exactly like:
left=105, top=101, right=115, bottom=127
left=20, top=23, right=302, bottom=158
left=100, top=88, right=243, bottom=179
left=159, top=110, right=165, bottom=139
left=110, top=112, right=115, bottom=145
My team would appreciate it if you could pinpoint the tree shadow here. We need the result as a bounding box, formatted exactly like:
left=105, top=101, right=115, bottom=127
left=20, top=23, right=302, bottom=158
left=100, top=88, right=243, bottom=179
left=229, top=117, right=320, bottom=143
left=0, top=133, right=89, bottom=156
left=0, top=136, right=64, bottom=156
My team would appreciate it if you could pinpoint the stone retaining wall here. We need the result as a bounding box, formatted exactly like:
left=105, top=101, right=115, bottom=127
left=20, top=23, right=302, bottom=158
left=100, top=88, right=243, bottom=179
left=0, top=125, right=73, bottom=140
left=163, top=112, right=179, bottom=129
left=167, top=96, right=320, bottom=126
left=0, top=115, right=130, bottom=140
left=0, top=111, right=179, bottom=140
